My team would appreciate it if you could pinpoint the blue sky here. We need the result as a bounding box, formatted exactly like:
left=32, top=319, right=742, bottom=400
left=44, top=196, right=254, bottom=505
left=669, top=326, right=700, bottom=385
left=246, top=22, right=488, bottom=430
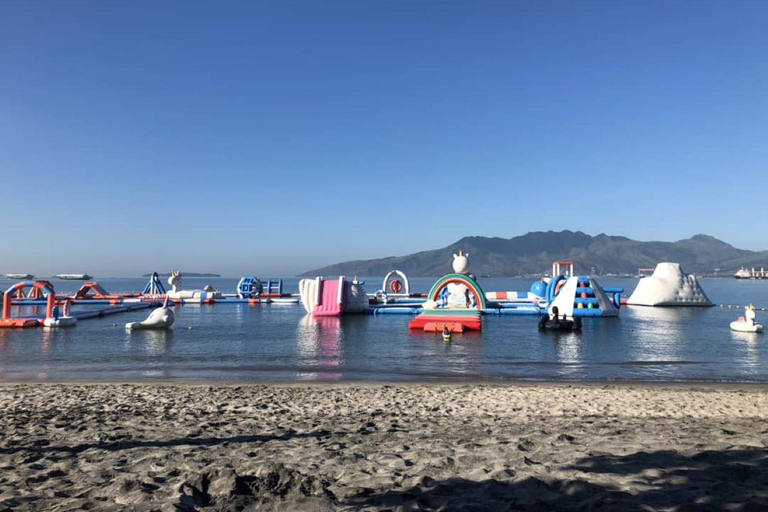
left=1, top=1, right=767, bottom=276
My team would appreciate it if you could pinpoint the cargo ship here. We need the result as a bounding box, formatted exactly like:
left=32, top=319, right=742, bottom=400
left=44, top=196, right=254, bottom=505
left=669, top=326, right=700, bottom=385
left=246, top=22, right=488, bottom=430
left=54, top=274, right=92, bottom=280
left=734, top=267, right=768, bottom=279
left=5, top=273, right=34, bottom=280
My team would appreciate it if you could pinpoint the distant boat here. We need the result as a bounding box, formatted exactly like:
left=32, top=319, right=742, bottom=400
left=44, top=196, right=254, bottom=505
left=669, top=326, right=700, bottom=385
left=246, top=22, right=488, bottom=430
left=55, top=274, right=92, bottom=280
left=734, top=267, right=767, bottom=280
left=5, top=273, right=33, bottom=280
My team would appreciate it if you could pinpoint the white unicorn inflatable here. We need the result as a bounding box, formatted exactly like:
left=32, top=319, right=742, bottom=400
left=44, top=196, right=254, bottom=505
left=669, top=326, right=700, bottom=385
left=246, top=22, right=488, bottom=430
left=423, top=251, right=475, bottom=310
left=126, top=296, right=175, bottom=330
left=452, top=250, right=471, bottom=274
left=166, top=270, right=222, bottom=301
left=730, top=305, right=763, bottom=333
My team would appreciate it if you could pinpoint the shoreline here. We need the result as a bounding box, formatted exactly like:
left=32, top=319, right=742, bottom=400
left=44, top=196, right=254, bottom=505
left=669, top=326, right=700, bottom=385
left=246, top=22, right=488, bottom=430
left=2, top=378, right=768, bottom=390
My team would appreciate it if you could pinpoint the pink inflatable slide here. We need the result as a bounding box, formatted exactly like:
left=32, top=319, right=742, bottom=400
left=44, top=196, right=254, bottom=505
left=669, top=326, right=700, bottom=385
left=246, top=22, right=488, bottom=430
left=312, top=277, right=346, bottom=317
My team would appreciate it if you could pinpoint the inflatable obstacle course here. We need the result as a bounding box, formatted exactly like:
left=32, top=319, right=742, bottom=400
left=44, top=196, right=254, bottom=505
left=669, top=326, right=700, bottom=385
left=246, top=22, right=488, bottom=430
left=1, top=280, right=159, bottom=328
left=1, top=281, right=57, bottom=327
left=547, top=276, right=620, bottom=318
left=142, top=272, right=167, bottom=295
left=382, top=270, right=410, bottom=296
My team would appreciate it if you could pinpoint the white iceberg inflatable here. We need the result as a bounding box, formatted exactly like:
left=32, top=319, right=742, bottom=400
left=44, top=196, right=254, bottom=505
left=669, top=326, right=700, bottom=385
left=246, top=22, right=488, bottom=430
left=730, top=305, right=763, bottom=333
left=627, top=262, right=713, bottom=307
left=126, top=298, right=175, bottom=330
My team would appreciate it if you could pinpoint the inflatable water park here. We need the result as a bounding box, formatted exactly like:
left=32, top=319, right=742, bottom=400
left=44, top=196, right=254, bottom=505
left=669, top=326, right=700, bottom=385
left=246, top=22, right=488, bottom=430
left=0, top=271, right=301, bottom=329
left=298, top=254, right=627, bottom=336
left=2, top=256, right=742, bottom=335
left=0, top=279, right=161, bottom=329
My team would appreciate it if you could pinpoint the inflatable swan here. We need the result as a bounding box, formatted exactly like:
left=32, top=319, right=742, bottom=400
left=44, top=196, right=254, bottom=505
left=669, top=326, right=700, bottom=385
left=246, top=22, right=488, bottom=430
left=730, top=305, right=763, bottom=333
left=126, top=297, right=175, bottom=331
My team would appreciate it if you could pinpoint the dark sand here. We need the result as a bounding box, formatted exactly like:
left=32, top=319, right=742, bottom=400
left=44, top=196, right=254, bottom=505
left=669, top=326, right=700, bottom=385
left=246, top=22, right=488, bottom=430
left=0, top=383, right=766, bottom=511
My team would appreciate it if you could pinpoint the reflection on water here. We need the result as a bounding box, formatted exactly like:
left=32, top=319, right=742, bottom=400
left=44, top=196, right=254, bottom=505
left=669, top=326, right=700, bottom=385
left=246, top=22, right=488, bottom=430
left=730, top=330, right=763, bottom=370
left=123, top=329, right=174, bottom=378
left=124, top=329, right=174, bottom=356
left=0, top=330, right=11, bottom=351
left=41, top=328, right=54, bottom=356
left=407, top=330, right=483, bottom=377
left=296, top=315, right=344, bottom=380
left=553, top=332, right=583, bottom=363
left=630, top=307, right=711, bottom=322
left=622, top=307, right=710, bottom=363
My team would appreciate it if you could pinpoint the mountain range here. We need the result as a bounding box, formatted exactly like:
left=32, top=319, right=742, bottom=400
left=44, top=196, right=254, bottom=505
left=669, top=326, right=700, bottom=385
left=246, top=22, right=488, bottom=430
left=302, top=231, right=768, bottom=277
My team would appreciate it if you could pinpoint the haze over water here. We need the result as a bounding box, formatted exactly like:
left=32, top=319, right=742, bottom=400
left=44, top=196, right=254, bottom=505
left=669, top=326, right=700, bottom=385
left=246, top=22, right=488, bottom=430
left=1, top=277, right=766, bottom=382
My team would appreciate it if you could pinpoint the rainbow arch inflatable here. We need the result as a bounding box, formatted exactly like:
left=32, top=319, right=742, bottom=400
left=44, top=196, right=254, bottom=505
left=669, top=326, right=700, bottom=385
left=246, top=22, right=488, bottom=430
left=427, top=273, right=488, bottom=310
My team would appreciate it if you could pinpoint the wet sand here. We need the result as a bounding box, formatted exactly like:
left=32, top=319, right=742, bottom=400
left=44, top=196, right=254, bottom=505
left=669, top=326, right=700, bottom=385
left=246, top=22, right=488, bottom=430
left=0, top=382, right=766, bottom=511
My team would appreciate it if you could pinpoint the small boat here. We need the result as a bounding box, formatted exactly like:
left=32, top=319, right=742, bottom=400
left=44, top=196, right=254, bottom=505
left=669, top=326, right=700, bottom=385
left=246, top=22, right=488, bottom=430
left=538, top=306, right=583, bottom=332
left=55, top=274, right=92, bottom=280
left=269, top=297, right=300, bottom=305
left=730, top=305, right=763, bottom=333
left=5, top=274, right=33, bottom=280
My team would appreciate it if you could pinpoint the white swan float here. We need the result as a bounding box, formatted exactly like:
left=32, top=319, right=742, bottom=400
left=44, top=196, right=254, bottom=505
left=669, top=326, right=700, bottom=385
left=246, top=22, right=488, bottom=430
left=730, top=305, right=763, bottom=333
left=126, top=297, right=175, bottom=331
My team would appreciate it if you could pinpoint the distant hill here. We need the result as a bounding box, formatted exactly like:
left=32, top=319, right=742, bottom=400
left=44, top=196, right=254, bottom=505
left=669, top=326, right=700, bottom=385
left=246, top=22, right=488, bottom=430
left=301, top=231, right=767, bottom=277
left=141, top=272, right=221, bottom=278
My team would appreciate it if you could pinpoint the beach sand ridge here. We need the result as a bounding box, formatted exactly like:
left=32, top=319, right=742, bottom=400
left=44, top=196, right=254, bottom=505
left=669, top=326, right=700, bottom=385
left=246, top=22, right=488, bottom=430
left=0, top=383, right=766, bottom=511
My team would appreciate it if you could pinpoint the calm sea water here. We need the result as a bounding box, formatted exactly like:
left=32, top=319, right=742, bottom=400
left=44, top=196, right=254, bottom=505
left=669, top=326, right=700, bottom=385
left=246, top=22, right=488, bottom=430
left=0, top=276, right=767, bottom=382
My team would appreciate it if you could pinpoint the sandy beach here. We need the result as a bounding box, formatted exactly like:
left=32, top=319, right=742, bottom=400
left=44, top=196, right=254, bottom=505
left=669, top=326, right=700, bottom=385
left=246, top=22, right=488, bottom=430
left=0, top=382, right=766, bottom=511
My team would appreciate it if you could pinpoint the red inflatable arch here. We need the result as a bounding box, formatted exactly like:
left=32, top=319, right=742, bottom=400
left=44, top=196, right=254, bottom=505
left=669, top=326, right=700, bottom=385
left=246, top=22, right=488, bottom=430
left=2, top=281, right=56, bottom=322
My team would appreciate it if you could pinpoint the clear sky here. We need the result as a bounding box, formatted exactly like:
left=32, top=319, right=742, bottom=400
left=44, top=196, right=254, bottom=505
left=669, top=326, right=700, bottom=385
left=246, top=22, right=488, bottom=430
left=1, top=1, right=767, bottom=276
